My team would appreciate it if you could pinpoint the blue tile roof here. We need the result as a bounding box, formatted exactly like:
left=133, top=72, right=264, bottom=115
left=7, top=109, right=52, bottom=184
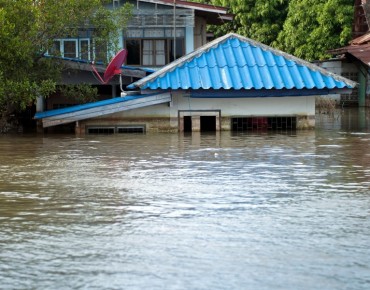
left=34, top=94, right=147, bottom=119
left=127, top=33, right=356, bottom=90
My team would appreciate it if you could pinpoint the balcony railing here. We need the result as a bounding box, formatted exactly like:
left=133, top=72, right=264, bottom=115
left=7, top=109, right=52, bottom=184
left=128, top=9, right=194, bottom=28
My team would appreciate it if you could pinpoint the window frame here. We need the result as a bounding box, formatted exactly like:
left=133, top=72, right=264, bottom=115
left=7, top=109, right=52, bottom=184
left=48, top=38, right=91, bottom=60
left=125, top=38, right=184, bottom=67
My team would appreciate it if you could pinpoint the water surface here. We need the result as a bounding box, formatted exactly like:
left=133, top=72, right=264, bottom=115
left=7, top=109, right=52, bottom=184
left=0, top=109, right=369, bottom=289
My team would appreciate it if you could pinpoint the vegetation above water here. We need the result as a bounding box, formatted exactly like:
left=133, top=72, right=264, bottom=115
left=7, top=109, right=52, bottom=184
left=0, top=0, right=132, bottom=132
left=0, top=0, right=355, bottom=132
left=199, top=0, right=353, bottom=61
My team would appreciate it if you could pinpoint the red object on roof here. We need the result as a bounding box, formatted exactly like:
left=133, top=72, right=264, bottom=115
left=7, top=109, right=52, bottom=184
left=104, top=49, right=128, bottom=83
left=92, top=49, right=128, bottom=84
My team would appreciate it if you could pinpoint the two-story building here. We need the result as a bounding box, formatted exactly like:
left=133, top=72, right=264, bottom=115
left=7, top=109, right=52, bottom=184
left=317, top=0, right=370, bottom=107
left=40, top=0, right=232, bottom=113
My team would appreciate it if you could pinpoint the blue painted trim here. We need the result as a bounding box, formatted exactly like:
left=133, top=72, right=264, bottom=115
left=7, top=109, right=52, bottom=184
left=35, top=95, right=148, bottom=119
left=189, top=89, right=330, bottom=98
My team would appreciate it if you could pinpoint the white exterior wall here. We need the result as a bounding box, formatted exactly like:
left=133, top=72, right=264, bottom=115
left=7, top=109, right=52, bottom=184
left=83, top=91, right=316, bottom=132
left=318, top=59, right=358, bottom=76
left=317, top=60, right=343, bottom=75
left=317, top=60, right=359, bottom=104
left=104, top=92, right=315, bottom=118
left=169, top=92, right=316, bottom=117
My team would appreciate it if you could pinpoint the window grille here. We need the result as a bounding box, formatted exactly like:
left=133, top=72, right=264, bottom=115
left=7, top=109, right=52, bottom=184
left=87, top=125, right=145, bottom=134
left=128, top=9, right=194, bottom=28
left=117, top=126, right=145, bottom=133
left=341, top=72, right=358, bottom=106
left=232, top=117, right=297, bottom=131
left=88, top=127, right=115, bottom=134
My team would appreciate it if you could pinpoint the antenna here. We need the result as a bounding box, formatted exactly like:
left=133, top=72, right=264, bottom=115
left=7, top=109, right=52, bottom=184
left=91, top=49, right=128, bottom=85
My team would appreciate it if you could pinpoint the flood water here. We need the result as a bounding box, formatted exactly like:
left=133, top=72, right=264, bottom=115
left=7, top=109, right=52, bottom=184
left=0, top=108, right=369, bottom=290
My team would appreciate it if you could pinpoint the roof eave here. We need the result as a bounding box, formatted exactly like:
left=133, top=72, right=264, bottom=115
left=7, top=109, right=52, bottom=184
left=138, top=0, right=230, bottom=15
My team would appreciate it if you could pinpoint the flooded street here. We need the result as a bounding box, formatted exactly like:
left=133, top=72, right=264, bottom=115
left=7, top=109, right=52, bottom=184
left=0, top=109, right=369, bottom=290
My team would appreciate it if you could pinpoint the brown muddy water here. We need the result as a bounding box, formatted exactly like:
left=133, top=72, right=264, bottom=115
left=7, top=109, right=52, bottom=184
left=0, top=108, right=369, bottom=290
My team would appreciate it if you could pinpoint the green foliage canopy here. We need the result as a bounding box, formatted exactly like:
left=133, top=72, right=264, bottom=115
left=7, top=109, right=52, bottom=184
left=275, top=0, right=353, bottom=61
left=0, top=0, right=132, bottom=118
left=211, top=0, right=289, bottom=46
left=197, top=0, right=353, bottom=61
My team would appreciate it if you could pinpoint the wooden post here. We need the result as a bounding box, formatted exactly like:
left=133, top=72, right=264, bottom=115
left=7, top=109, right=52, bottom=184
left=358, top=65, right=366, bottom=107
left=36, top=95, right=44, bottom=133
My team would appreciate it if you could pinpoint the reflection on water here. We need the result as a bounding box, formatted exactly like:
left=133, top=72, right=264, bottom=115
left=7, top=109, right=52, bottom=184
left=0, top=108, right=369, bottom=289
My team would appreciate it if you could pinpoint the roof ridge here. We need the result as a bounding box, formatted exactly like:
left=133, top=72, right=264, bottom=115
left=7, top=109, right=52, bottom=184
left=128, top=33, right=357, bottom=90
left=228, top=34, right=358, bottom=85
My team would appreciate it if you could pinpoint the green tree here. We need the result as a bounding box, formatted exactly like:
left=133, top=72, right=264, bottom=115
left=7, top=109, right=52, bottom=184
left=196, top=0, right=289, bottom=46
left=275, top=0, right=353, bottom=60
left=0, top=0, right=132, bottom=131
left=196, top=0, right=353, bottom=61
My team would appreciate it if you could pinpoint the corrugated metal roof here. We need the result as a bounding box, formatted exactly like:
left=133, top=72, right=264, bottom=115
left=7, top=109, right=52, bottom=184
left=343, top=44, right=370, bottom=66
left=128, top=33, right=356, bottom=90
left=329, top=40, right=370, bottom=66
left=350, top=31, right=370, bottom=45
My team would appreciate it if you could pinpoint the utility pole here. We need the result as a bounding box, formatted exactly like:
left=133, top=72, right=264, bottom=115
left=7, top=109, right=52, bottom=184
left=173, top=0, right=176, bottom=61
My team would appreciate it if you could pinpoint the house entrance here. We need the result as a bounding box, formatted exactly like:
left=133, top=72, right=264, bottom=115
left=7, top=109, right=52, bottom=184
left=184, top=116, right=192, bottom=132
left=179, top=111, right=220, bottom=132
left=200, top=116, right=216, bottom=132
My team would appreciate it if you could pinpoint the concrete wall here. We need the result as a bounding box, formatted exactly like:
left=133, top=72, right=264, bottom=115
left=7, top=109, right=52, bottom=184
left=79, top=91, right=317, bottom=132
left=317, top=59, right=361, bottom=106
left=194, top=17, right=207, bottom=49
left=170, top=91, right=315, bottom=117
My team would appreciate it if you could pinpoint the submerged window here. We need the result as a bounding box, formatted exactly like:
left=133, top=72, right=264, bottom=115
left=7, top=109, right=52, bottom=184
left=87, top=125, right=145, bottom=135
left=88, top=127, right=115, bottom=134
left=232, top=117, right=297, bottom=131
left=117, top=126, right=145, bottom=134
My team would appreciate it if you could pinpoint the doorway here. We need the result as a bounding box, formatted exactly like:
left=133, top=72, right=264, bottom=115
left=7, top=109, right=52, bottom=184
left=179, top=110, right=220, bottom=132
left=184, top=116, right=192, bottom=132
left=200, top=116, right=216, bottom=132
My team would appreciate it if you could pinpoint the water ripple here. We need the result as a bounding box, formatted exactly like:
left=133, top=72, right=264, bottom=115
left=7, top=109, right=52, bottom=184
left=0, top=119, right=370, bottom=289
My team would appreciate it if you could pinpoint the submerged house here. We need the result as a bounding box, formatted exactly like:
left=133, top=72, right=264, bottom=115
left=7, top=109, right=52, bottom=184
left=319, top=0, right=370, bottom=107
left=35, top=33, right=356, bottom=134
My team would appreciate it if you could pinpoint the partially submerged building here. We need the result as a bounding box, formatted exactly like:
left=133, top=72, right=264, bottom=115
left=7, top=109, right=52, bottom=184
left=35, top=33, right=356, bottom=134
left=319, top=0, right=370, bottom=107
